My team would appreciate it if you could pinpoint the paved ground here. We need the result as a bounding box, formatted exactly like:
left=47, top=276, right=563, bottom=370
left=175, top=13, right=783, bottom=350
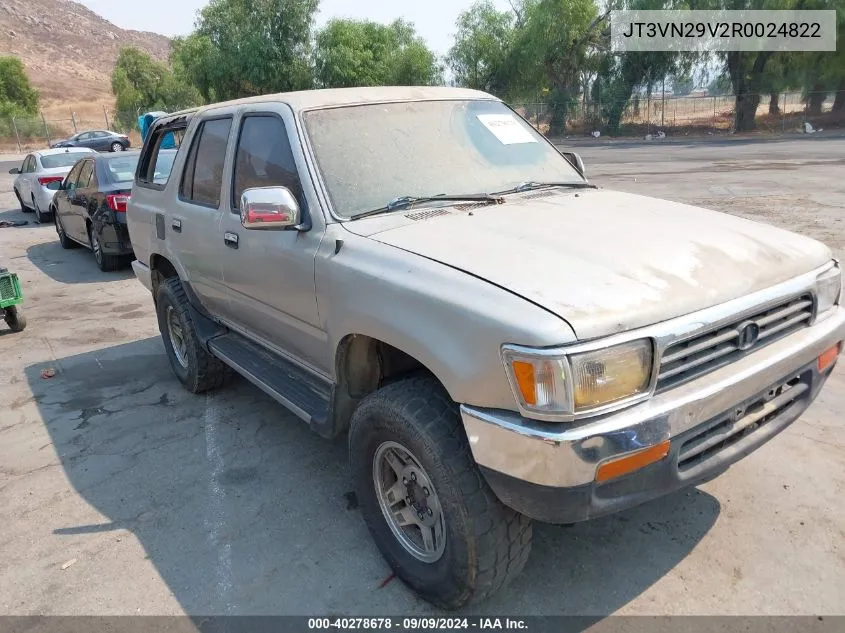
left=0, top=138, right=843, bottom=617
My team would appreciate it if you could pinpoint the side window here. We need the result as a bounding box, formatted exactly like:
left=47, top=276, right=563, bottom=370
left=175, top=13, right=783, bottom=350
left=64, top=162, right=83, bottom=192
left=232, top=115, right=304, bottom=210
left=77, top=161, right=94, bottom=189
left=180, top=118, right=233, bottom=207
left=24, top=156, right=35, bottom=173
left=138, top=124, right=187, bottom=188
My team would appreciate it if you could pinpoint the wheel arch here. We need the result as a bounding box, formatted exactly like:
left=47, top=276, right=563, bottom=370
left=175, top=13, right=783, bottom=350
left=330, top=333, right=451, bottom=436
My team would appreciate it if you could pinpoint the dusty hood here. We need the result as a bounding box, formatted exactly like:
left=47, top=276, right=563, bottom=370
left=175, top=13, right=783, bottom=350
left=363, top=189, right=831, bottom=340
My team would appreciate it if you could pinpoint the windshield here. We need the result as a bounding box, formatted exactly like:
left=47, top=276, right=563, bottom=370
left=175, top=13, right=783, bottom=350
left=303, top=99, right=583, bottom=218
left=40, top=152, right=91, bottom=169
left=104, top=155, right=141, bottom=184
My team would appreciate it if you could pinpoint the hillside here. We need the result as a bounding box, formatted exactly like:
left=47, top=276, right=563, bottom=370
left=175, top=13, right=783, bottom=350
left=0, top=0, right=171, bottom=107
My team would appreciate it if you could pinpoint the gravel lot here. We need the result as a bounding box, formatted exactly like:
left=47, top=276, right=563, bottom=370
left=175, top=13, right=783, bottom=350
left=0, top=137, right=843, bottom=617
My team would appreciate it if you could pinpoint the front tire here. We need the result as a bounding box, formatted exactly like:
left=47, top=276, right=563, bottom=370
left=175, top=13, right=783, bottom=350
left=155, top=277, right=228, bottom=393
left=349, top=377, right=532, bottom=609
left=14, top=189, right=30, bottom=213
left=90, top=227, right=121, bottom=272
left=111, top=142, right=125, bottom=152
left=4, top=306, right=26, bottom=332
left=55, top=213, right=78, bottom=249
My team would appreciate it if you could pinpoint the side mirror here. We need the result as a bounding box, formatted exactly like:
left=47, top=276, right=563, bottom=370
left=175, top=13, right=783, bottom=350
left=240, top=187, right=302, bottom=230
left=562, top=151, right=585, bottom=177
left=9, top=168, right=20, bottom=175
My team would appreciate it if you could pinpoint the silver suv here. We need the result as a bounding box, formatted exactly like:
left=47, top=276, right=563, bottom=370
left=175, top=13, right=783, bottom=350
left=127, top=87, right=844, bottom=609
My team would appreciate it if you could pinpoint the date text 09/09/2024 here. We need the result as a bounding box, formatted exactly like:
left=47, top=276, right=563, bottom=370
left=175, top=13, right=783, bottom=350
left=308, top=618, right=528, bottom=630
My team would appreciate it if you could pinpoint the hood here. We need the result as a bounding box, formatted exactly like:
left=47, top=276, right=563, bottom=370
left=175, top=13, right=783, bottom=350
left=359, top=189, right=831, bottom=340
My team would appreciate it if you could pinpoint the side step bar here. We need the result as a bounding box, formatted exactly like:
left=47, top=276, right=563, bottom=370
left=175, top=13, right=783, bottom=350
left=208, top=332, right=332, bottom=430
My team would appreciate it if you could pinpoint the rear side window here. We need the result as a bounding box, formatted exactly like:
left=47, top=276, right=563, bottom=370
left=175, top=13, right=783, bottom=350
left=181, top=118, right=233, bottom=207
left=232, top=115, right=304, bottom=210
left=77, top=161, right=94, bottom=189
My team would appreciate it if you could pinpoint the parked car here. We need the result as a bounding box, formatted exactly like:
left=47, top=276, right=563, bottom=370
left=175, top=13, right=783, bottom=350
left=51, top=130, right=131, bottom=152
left=52, top=150, right=152, bottom=271
left=9, top=148, right=96, bottom=224
left=126, top=87, right=844, bottom=609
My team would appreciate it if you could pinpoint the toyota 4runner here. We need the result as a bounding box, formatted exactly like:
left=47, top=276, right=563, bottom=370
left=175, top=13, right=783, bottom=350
left=126, top=86, right=844, bottom=609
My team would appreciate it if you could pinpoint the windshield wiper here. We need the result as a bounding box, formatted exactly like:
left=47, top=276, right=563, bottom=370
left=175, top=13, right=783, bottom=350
left=494, top=181, right=597, bottom=195
left=349, top=193, right=504, bottom=221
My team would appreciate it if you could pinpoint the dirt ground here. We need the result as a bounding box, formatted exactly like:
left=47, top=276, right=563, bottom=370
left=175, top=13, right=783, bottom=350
left=0, top=136, right=843, bottom=617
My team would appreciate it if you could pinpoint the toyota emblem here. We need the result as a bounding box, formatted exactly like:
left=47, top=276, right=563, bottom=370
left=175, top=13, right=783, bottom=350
left=737, top=321, right=761, bottom=351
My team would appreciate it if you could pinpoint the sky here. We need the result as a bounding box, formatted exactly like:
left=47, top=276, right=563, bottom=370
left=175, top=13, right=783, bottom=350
left=78, top=0, right=513, bottom=56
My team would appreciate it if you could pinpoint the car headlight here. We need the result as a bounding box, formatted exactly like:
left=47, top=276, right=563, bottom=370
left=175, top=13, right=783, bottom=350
left=502, top=339, right=654, bottom=418
left=816, top=264, right=841, bottom=317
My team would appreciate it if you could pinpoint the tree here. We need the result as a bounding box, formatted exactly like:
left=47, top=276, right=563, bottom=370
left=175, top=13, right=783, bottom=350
left=447, top=1, right=515, bottom=94
left=509, top=0, right=605, bottom=135
left=0, top=56, right=39, bottom=117
left=111, top=47, right=203, bottom=128
left=172, top=0, right=318, bottom=101
left=314, top=19, right=440, bottom=88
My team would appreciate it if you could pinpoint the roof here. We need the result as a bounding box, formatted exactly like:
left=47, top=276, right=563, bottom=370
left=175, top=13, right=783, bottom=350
left=170, top=86, right=499, bottom=118
left=33, top=147, right=96, bottom=157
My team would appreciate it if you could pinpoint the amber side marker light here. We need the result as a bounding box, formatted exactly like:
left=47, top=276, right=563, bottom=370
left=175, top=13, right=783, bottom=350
left=818, top=342, right=842, bottom=373
left=596, top=440, right=671, bottom=483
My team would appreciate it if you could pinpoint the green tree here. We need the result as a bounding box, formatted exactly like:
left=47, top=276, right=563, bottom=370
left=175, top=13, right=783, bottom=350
left=509, top=0, right=605, bottom=135
left=447, top=1, right=515, bottom=94
left=314, top=18, right=440, bottom=88
left=172, top=0, right=318, bottom=101
left=111, top=47, right=203, bottom=128
left=0, top=56, right=39, bottom=117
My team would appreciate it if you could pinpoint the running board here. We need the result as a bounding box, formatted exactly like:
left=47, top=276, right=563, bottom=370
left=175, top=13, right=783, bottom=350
left=208, top=332, right=332, bottom=430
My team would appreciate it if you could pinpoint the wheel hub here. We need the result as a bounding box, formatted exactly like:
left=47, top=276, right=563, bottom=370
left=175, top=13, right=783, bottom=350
left=373, top=441, right=446, bottom=563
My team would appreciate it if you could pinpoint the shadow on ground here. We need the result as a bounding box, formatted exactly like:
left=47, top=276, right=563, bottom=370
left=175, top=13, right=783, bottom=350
left=26, top=241, right=134, bottom=284
left=26, top=338, right=720, bottom=616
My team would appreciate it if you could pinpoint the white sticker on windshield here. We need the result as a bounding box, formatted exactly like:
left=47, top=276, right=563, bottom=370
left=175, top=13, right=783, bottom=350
left=476, top=114, right=538, bottom=145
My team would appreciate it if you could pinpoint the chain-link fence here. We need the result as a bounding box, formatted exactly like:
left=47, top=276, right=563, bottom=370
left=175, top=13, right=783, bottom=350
left=0, top=107, right=145, bottom=153
left=2, top=90, right=844, bottom=152
left=512, top=89, right=845, bottom=139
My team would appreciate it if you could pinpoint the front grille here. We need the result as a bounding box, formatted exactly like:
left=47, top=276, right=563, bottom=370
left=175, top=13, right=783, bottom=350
left=0, top=276, right=15, bottom=301
left=657, top=294, right=814, bottom=392
left=677, top=374, right=808, bottom=472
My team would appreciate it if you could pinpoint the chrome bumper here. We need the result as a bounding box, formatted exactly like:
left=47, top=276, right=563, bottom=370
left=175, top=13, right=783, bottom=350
left=462, top=306, right=845, bottom=495
left=131, top=260, right=153, bottom=293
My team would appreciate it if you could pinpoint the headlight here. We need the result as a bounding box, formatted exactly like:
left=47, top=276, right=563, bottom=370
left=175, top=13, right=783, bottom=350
left=816, top=264, right=841, bottom=317
left=503, top=339, right=654, bottom=418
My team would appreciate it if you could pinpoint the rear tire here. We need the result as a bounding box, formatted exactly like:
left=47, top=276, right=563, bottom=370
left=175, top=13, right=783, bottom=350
left=32, top=195, right=48, bottom=224
left=55, top=213, right=78, bottom=249
left=4, top=306, right=26, bottom=332
left=156, top=277, right=229, bottom=394
left=111, top=142, right=124, bottom=152
left=349, top=376, right=532, bottom=609
left=90, top=227, right=121, bottom=272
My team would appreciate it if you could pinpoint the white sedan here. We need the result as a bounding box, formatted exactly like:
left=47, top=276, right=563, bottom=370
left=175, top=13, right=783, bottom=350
left=9, top=148, right=96, bottom=224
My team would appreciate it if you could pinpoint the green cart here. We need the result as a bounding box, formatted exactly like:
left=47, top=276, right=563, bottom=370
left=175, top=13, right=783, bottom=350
left=0, top=267, right=26, bottom=332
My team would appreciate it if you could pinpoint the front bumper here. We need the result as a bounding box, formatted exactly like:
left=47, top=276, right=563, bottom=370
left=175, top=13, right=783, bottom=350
left=462, top=306, right=845, bottom=524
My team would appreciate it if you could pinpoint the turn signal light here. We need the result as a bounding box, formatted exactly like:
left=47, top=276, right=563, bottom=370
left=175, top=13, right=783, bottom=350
left=818, top=343, right=841, bottom=373
left=596, top=440, right=671, bottom=483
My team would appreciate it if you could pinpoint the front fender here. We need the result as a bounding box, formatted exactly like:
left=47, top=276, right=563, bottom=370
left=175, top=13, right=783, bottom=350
left=316, top=228, right=576, bottom=410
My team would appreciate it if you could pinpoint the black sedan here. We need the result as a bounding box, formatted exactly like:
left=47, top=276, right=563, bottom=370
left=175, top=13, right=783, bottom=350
left=51, top=130, right=131, bottom=152
left=50, top=151, right=142, bottom=272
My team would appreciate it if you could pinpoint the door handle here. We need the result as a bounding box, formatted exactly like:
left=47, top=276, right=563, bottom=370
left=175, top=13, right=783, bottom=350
left=224, top=232, right=239, bottom=249
left=171, top=218, right=182, bottom=233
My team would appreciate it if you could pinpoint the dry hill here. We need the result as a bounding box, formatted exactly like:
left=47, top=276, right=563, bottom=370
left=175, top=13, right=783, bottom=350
left=0, top=0, right=171, bottom=114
